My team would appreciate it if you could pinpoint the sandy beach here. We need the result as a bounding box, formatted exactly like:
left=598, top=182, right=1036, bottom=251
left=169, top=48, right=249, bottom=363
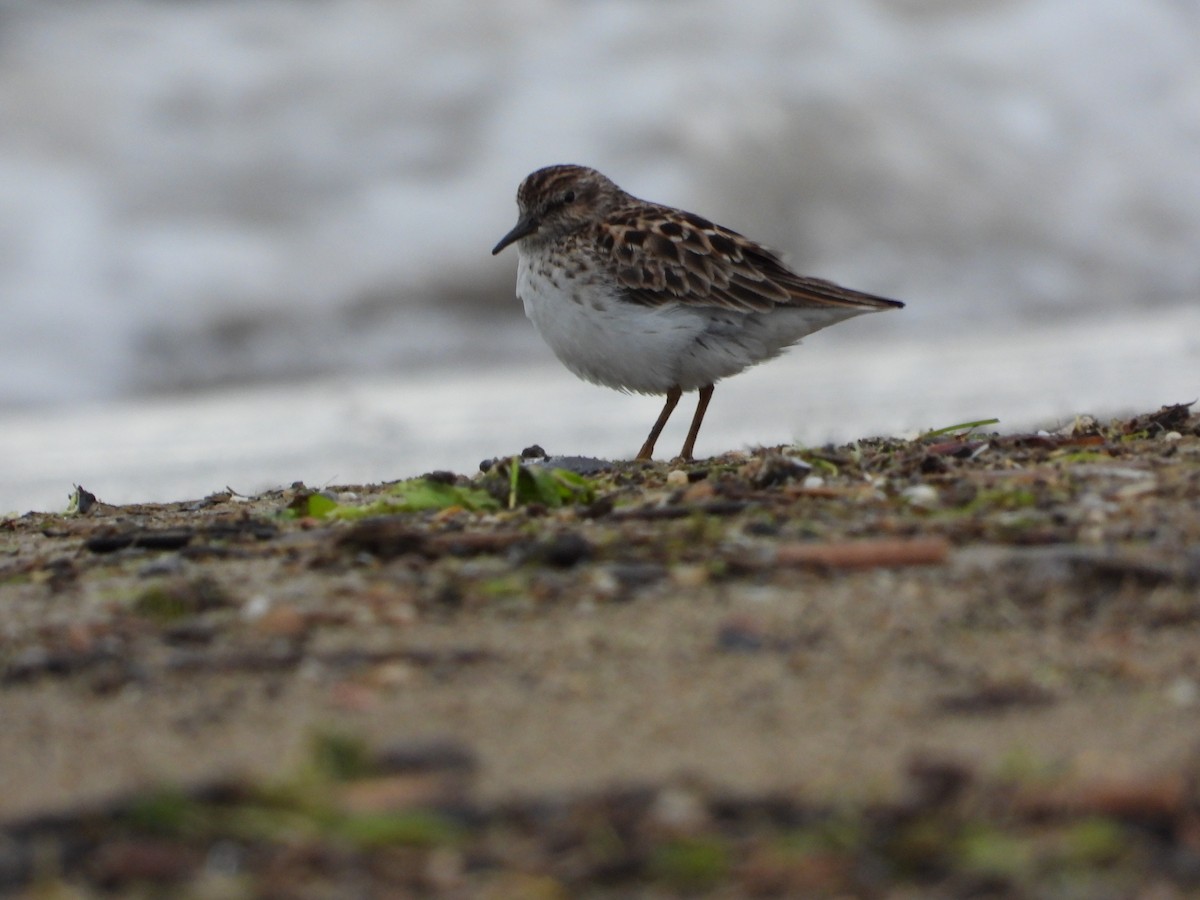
left=2, top=403, right=1197, bottom=894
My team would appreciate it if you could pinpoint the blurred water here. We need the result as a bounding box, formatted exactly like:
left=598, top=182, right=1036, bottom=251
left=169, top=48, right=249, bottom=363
left=0, top=0, right=1197, bottom=510
left=1, top=0, right=1198, bottom=404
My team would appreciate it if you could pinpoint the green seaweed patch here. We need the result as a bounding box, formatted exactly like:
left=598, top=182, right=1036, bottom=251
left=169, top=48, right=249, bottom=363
left=382, top=479, right=500, bottom=513
left=884, top=817, right=953, bottom=875
left=309, top=479, right=501, bottom=520
left=1052, top=450, right=1112, bottom=465
left=478, top=573, right=530, bottom=601
left=132, top=585, right=191, bottom=621
left=800, top=455, right=840, bottom=477
left=131, top=576, right=231, bottom=622
left=119, top=785, right=312, bottom=845
left=959, top=485, right=1040, bottom=513
left=221, top=800, right=323, bottom=844
left=953, top=824, right=1036, bottom=879
left=649, top=835, right=731, bottom=890
left=310, top=730, right=374, bottom=782
left=1059, top=817, right=1125, bottom=867
left=1060, top=816, right=1123, bottom=868
left=331, top=810, right=464, bottom=849
left=1120, top=429, right=1151, bottom=442
left=122, top=787, right=204, bottom=837
left=920, top=418, right=1001, bottom=440
left=498, top=458, right=597, bottom=509
left=992, top=748, right=1068, bottom=786
left=296, top=491, right=340, bottom=518
left=777, top=815, right=863, bottom=856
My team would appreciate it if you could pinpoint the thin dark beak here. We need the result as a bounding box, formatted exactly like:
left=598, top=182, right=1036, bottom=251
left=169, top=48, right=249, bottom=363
left=491, top=215, right=539, bottom=255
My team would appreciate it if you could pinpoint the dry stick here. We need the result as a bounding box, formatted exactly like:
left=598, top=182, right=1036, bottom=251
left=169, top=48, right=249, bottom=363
left=772, top=536, right=950, bottom=569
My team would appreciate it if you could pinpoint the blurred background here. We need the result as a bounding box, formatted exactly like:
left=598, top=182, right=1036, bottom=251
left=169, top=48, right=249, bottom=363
left=1, top=0, right=1197, bottom=512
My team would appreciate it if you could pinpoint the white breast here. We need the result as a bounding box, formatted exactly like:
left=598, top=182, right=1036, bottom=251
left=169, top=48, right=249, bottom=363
left=517, top=253, right=708, bottom=395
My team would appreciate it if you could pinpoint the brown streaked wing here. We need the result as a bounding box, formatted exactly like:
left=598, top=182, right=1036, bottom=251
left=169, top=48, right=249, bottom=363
left=603, top=204, right=903, bottom=313
left=773, top=271, right=906, bottom=311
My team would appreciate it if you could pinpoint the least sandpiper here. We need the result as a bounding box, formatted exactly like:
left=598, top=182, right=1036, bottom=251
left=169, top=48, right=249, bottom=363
left=492, top=164, right=904, bottom=461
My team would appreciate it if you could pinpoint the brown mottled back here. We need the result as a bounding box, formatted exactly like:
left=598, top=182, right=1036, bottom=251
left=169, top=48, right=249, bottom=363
left=509, top=165, right=903, bottom=315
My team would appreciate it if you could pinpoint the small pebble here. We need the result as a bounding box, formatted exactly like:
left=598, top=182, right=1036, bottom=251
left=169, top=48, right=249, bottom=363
left=204, top=841, right=243, bottom=879
left=1168, top=678, right=1199, bottom=707
left=369, top=661, right=417, bottom=689
left=138, top=555, right=185, bottom=578
left=666, top=469, right=688, bottom=486
left=424, top=847, right=465, bottom=892
left=537, top=532, right=592, bottom=568
left=716, top=617, right=766, bottom=653
left=241, top=594, right=272, bottom=620
left=254, top=605, right=306, bottom=638
left=682, top=481, right=715, bottom=502
left=649, top=786, right=708, bottom=831
left=750, top=453, right=811, bottom=487
left=901, top=484, right=940, bottom=509
left=671, top=564, right=709, bottom=589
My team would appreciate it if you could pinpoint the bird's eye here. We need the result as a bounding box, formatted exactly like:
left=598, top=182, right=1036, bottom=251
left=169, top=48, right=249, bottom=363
left=562, top=190, right=576, bottom=204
